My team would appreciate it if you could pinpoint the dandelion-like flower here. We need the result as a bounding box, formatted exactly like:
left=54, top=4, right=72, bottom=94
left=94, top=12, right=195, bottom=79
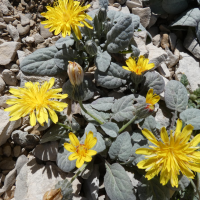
left=122, top=56, right=154, bottom=75
left=4, top=78, right=68, bottom=127
left=145, top=88, right=160, bottom=111
left=64, top=132, right=97, bottom=168
left=136, top=119, right=200, bottom=188
left=41, top=0, right=93, bottom=39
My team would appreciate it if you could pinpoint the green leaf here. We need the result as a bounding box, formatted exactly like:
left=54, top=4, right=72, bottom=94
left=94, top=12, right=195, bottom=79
left=142, top=71, right=165, bottom=95
left=82, top=123, right=106, bottom=153
left=193, top=87, right=200, bottom=97
left=56, top=146, right=76, bottom=172
left=131, top=143, right=147, bottom=165
left=164, top=80, right=188, bottom=112
left=162, top=0, right=189, bottom=15
left=101, top=122, right=119, bottom=138
left=180, top=108, right=200, bottom=130
left=95, top=62, right=130, bottom=89
left=54, top=47, right=83, bottom=71
left=131, top=130, right=146, bottom=143
left=138, top=176, right=171, bottom=200
left=20, top=46, right=62, bottom=76
left=40, top=124, right=67, bottom=144
left=55, top=36, right=74, bottom=49
left=111, top=94, right=135, bottom=122
left=108, top=132, right=132, bottom=161
left=106, top=15, right=134, bottom=53
left=95, top=50, right=111, bottom=72
left=81, top=104, right=111, bottom=125
left=171, top=8, right=200, bottom=42
left=55, top=179, right=73, bottom=200
left=180, top=74, right=189, bottom=87
left=140, top=116, right=158, bottom=136
left=104, top=163, right=136, bottom=200
left=91, top=97, right=114, bottom=112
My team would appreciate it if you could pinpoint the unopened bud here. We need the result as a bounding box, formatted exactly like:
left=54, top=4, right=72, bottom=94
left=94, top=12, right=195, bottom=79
left=98, top=7, right=107, bottom=22
left=134, top=102, right=154, bottom=119
left=85, top=40, right=98, bottom=56
left=67, top=62, right=84, bottom=86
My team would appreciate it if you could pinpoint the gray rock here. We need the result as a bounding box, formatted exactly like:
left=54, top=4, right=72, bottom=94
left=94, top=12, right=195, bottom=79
left=0, top=109, right=21, bottom=146
left=3, top=16, right=15, bottom=23
left=0, top=41, right=21, bottom=65
left=0, top=95, right=14, bottom=108
left=169, top=33, right=177, bottom=52
left=19, top=14, right=30, bottom=26
left=0, top=77, right=6, bottom=93
left=17, top=24, right=30, bottom=35
left=25, top=36, right=34, bottom=43
left=0, top=3, right=9, bottom=15
left=132, top=7, right=151, bottom=28
left=32, top=141, right=58, bottom=161
left=20, top=71, right=68, bottom=89
left=121, top=5, right=130, bottom=14
left=23, top=126, right=33, bottom=132
left=157, top=63, right=170, bottom=78
left=133, top=34, right=148, bottom=57
left=17, top=50, right=26, bottom=64
left=184, top=28, right=200, bottom=60
left=165, top=49, right=179, bottom=68
left=10, top=64, right=19, bottom=73
left=11, top=130, right=40, bottom=150
left=40, top=24, right=53, bottom=39
left=2, top=69, right=18, bottom=86
left=7, top=24, right=20, bottom=42
left=13, top=146, right=21, bottom=157
left=126, top=0, right=142, bottom=9
left=3, top=144, right=11, bottom=157
left=175, top=52, right=200, bottom=92
left=14, top=159, right=68, bottom=200
left=0, top=22, right=7, bottom=29
left=152, top=34, right=161, bottom=47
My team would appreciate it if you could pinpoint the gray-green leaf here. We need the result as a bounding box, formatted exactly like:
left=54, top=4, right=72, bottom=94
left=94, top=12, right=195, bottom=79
left=111, top=94, right=135, bottom=122
left=55, top=36, right=74, bottom=49
left=95, top=50, right=111, bottom=72
left=104, top=163, right=136, bottom=200
left=56, top=147, right=76, bottom=172
left=101, top=122, right=119, bottom=138
left=180, top=108, right=200, bottom=130
left=20, top=46, right=62, bottom=76
left=107, top=15, right=134, bottom=53
left=164, top=80, right=188, bottom=112
left=108, top=132, right=132, bottom=161
left=95, top=62, right=130, bottom=89
left=91, top=97, right=114, bottom=111
left=140, top=116, right=158, bottom=136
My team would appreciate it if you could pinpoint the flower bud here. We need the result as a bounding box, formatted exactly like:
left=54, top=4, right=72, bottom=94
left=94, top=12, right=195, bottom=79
left=98, top=7, right=107, bottom=22
left=104, top=21, right=112, bottom=34
left=67, top=61, right=84, bottom=86
left=85, top=40, right=98, bottom=56
left=134, top=102, right=153, bottom=119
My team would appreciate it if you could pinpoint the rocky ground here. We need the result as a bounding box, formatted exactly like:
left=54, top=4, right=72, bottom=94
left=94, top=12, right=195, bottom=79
left=0, top=0, right=200, bottom=199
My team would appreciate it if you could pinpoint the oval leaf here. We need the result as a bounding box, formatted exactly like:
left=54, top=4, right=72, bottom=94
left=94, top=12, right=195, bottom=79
left=101, top=122, right=119, bottom=138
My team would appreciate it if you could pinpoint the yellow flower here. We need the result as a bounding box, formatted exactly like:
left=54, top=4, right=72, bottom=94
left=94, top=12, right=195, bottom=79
left=67, top=61, right=84, bottom=86
left=4, top=78, right=68, bottom=127
left=41, top=0, right=93, bottom=39
left=122, top=56, right=154, bottom=75
left=145, top=88, right=160, bottom=111
left=64, top=132, right=97, bottom=168
left=136, top=119, right=200, bottom=188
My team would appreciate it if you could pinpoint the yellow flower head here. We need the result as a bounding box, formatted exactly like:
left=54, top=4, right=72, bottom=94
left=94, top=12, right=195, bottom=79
left=136, top=119, right=200, bottom=188
left=4, top=78, right=68, bottom=127
left=64, top=132, right=97, bottom=168
left=123, top=56, right=154, bottom=75
left=145, top=88, right=160, bottom=111
left=41, top=0, right=93, bottom=39
left=67, top=61, right=84, bottom=86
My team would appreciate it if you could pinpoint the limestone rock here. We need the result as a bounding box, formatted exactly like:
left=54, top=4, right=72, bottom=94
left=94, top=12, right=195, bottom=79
left=157, top=63, right=170, bottom=78
left=0, top=109, right=21, bottom=146
left=132, top=7, right=151, bottom=28
left=0, top=95, right=14, bottom=108
left=25, top=36, right=34, bottom=43
left=0, top=22, right=7, bottom=29
left=14, top=159, right=69, bottom=200
left=152, top=34, right=161, bottom=47
left=175, top=52, right=200, bottom=92
left=7, top=24, right=20, bottom=42
left=17, top=24, right=30, bottom=36
left=33, top=33, right=44, bottom=44
left=19, top=14, right=30, bottom=26
left=40, top=24, right=53, bottom=39
left=126, top=0, right=142, bottom=9
left=0, top=41, right=21, bottom=65
left=2, top=69, right=18, bottom=86
left=184, top=28, right=200, bottom=60
left=161, top=33, right=169, bottom=49
left=165, top=49, right=179, bottom=68
left=17, top=50, right=26, bottom=64
left=0, top=77, right=6, bottom=93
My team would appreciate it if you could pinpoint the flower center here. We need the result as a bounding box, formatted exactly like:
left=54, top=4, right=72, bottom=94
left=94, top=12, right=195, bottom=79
left=63, top=12, right=71, bottom=22
left=76, top=144, right=87, bottom=156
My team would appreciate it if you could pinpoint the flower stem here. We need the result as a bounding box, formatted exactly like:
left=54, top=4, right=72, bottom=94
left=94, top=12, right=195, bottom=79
left=78, top=101, right=104, bottom=125
left=190, top=178, right=197, bottom=193
left=134, top=83, right=138, bottom=94
left=71, top=31, right=79, bottom=42
left=196, top=173, right=200, bottom=198
left=118, top=116, right=137, bottom=133
left=57, top=122, right=73, bottom=132
left=70, top=163, right=87, bottom=183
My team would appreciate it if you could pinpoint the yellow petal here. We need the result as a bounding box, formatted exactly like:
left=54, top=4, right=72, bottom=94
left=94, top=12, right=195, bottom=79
left=84, top=155, right=92, bottom=162
left=30, top=111, right=36, bottom=126
left=160, top=127, right=169, bottom=143
left=87, top=149, right=97, bottom=156
left=142, top=129, right=159, bottom=146
left=68, top=153, right=79, bottom=161
left=85, top=131, right=97, bottom=149
left=137, top=158, right=157, bottom=169
left=135, top=148, right=155, bottom=155
left=69, top=132, right=79, bottom=146
left=189, top=134, right=200, bottom=147
left=64, top=143, right=76, bottom=152
left=47, top=108, right=58, bottom=124
left=76, top=157, right=84, bottom=168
